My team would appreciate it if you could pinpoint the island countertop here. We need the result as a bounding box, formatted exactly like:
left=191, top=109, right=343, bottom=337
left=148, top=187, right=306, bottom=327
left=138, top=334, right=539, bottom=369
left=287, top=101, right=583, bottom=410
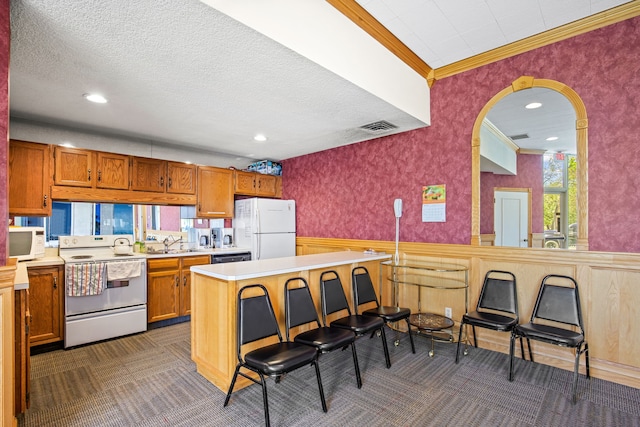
left=190, top=250, right=391, bottom=392
left=190, top=250, right=391, bottom=281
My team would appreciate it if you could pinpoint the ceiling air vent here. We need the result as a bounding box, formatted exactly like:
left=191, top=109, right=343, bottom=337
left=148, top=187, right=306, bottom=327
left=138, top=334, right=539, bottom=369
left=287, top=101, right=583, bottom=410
left=509, top=133, right=529, bottom=141
left=359, top=120, right=398, bottom=134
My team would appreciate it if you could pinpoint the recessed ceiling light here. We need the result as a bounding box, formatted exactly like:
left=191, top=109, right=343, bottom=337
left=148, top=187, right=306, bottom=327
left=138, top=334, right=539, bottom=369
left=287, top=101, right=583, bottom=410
left=83, top=93, right=108, bottom=103
left=254, top=134, right=267, bottom=142
left=525, top=102, right=542, bottom=109
left=546, top=136, right=559, bottom=141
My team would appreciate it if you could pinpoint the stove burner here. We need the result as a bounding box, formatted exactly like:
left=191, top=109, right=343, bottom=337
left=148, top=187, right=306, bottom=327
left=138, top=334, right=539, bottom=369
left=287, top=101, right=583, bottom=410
left=70, top=255, right=94, bottom=260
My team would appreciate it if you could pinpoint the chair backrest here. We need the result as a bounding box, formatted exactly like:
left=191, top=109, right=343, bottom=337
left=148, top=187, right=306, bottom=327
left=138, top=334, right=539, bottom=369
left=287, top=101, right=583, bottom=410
left=352, top=266, right=379, bottom=313
left=531, top=274, right=584, bottom=330
left=320, top=270, right=352, bottom=325
left=236, top=284, right=282, bottom=360
left=284, top=277, right=322, bottom=341
left=477, top=270, right=518, bottom=316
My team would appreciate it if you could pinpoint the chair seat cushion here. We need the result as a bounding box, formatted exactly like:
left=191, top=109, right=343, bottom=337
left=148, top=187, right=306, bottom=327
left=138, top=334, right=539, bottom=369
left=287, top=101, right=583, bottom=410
left=463, top=311, right=517, bottom=331
left=363, top=306, right=411, bottom=322
left=294, top=327, right=355, bottom=352
left=244, top=341, right=318, bottom=375
left=516, top=322, right=585, bottom=347
left=330, top=315, right=384, bottom=334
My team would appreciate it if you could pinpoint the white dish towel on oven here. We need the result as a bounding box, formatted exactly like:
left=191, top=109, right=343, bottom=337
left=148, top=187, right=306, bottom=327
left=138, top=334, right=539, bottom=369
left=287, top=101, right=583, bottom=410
left=66, top=262, right=107, bottom=296
left=106, top=260, right=142, bottom=281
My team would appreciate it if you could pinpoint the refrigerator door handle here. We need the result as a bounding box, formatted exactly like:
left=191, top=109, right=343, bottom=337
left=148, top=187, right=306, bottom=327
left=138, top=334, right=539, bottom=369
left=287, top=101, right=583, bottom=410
left=255, top=207, right=261, bottom=260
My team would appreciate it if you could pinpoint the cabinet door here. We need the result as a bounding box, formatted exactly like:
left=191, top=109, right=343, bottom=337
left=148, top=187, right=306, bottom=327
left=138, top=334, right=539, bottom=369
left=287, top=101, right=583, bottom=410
left=147, top=270, right=180, bottom=322
left=180, top=255, right=210, bottom=316
left=54, top=146, right=94, bottom=187
left=27, top=266, right=63, bottom=345
left=167, top=162, right=196, bottom=194
left=234, top=170, right=256, bottom=195
left=9, top=140, right=52, bottom=216
left=96, top=152, right=130, bottom=189
left=197, top=166, right=234, bottom=218
left=131, top=157, right=166, bottom=192
left=255, top=174, right=277, bottom=197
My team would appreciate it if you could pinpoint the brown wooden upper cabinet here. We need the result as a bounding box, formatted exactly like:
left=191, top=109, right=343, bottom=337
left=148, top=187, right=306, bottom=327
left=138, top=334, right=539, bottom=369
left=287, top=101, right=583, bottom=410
left=54, top=147, right=131, bottom=190
left=96, top=151, right=130, bottom=190
left=197, top=166, right=234, bottom=218
left=234, top=170, right=279, bottom=197
left=9, top=140, right=52, bottom=216
left=166, top=161, right=196, bottom=195
left=131, top=157, right=166, bottom=192
left=54, top=146, right=94, bottom=187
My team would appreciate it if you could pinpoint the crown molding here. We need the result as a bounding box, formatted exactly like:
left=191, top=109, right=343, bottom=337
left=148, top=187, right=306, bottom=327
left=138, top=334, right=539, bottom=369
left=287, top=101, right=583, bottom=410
left=328, top=0, right=640, bottom=85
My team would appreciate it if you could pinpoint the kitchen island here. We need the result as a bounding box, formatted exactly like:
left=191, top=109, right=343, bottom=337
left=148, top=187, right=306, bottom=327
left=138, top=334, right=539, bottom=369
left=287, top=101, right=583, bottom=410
left=190, top=251, right=391, bottom=392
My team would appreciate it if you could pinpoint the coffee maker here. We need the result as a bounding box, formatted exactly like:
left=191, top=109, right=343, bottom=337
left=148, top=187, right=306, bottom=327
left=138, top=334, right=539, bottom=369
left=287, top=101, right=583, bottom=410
left=210, top=227, right=223, bottom=249
left=188, top=228, right=212, bottom=249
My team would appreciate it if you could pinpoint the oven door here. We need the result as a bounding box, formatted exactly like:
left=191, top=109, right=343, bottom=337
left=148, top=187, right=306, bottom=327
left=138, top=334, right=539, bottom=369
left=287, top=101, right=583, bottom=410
left=65, top=260, right=147, bottom=316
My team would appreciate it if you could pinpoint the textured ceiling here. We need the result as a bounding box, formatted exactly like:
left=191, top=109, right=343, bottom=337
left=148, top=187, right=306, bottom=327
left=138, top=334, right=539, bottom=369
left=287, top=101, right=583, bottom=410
left=9, top=0, right=632, bottom=166
left=9, top=0, right=426, bottom=166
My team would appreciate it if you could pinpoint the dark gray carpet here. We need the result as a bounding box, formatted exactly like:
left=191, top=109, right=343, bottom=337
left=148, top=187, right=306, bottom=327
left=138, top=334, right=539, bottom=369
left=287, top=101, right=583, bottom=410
left=20, top=322, right=640, bottom=426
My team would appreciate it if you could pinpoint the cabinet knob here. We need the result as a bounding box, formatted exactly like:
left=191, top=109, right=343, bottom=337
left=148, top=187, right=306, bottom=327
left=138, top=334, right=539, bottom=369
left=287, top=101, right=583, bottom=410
left=183, top=276, right=187, bottom=286
left=88, top=169, right=91, bottom=181
left=98, top=170, right=102, bottom=182
left=175, top=276, right=179, bottom=287
left=53, top=276, right=57, bottom=289
left=43, top=194, right=48, bottom=207
left=160, top=176, right=165, bottom=187
left=168, top=177, right=172, bottom=188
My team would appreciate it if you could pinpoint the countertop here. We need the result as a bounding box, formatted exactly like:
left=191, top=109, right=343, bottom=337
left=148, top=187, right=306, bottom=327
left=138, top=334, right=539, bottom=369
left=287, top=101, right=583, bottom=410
left=190, top=251, right=391, bottom=281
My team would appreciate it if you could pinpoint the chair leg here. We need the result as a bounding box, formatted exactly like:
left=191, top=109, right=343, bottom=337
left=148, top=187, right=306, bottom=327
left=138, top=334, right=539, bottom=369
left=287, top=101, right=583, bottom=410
left=508, top=331, right=516, bottom=382
left=258, top=372, right=270, bottom=427
left=379, top=326, right=391, bottom=368
left=224, top=364, right=241, bottom=407
left=313, top=360, right=328, bottom=413
left=571, top=349, right=581, bottom=404
left=519, top=336, right=526, bottom=360
left=584, top=343, right=590, bottom=379
left=455, top=321, right=464, bottom=364
left=471, top=325, right=477, bottom=348
left=405, top=318, right=416, bottom=354
left=350, top=342, right=362, bottom=389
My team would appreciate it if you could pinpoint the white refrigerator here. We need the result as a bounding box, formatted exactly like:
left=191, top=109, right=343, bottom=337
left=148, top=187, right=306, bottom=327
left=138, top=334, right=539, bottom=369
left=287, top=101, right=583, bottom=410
left=233, top=198, right=296, bottom=260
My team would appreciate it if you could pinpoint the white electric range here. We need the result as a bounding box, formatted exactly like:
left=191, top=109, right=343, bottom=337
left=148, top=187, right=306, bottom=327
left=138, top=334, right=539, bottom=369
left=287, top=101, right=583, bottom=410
left=59, top=235, right=147, bottom=348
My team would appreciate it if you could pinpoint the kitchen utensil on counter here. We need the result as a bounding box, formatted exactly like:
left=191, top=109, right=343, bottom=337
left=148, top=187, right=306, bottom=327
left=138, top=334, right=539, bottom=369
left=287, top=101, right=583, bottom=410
left=113, top=237, right=133, bottom=255
left=199, top=235, right=209, bottom=247
left=223, top=234, right=233, bottom=246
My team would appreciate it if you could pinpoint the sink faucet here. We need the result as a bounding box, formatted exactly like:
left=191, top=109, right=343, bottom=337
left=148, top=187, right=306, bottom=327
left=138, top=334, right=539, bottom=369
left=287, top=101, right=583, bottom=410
left=163, top=236, right=183, bottom=253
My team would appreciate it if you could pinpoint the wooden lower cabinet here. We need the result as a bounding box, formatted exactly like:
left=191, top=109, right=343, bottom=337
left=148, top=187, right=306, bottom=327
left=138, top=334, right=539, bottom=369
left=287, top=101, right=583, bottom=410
left=28, top=265, right=64, bottom=346
left=147, top=255, right=210, bottom=322
left=15, top=289, right=30, bottom=414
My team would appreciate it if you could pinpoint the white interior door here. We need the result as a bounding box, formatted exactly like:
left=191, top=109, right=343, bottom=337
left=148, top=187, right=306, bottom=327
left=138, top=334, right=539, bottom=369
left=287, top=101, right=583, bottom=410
left=494, top=190, right=529, bottom=247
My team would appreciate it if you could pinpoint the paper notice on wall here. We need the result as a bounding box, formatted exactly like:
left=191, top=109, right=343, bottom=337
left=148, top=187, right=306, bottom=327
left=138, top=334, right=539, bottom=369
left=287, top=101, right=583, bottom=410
left=422, top=185, right=446, bottom=222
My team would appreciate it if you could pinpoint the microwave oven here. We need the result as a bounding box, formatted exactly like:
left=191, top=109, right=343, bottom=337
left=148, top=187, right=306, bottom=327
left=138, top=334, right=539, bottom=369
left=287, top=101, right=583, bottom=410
left=9, top=226, right=46, bottom=261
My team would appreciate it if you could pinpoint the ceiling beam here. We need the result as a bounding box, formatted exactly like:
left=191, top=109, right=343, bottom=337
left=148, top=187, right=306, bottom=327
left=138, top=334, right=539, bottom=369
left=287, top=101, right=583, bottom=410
left=326, top=0, right=434, bottom=84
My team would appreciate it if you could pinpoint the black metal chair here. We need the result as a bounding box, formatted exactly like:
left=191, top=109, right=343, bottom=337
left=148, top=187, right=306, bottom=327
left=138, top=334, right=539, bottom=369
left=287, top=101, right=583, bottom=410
left=455, top=270, right=525, bottom=365
left=320, top=270, right=391, bottom=369
left=509, top=274, right=590, bottom=404
left=224, top=284, right=327, bottom=427
left=284, top=277, right=362, bottom=389
left=351, top=266, right=415, bottom=355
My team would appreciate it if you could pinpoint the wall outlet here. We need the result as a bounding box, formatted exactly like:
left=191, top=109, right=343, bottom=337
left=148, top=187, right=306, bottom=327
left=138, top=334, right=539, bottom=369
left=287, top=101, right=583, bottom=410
left=444, top=307, right=452, bottom=319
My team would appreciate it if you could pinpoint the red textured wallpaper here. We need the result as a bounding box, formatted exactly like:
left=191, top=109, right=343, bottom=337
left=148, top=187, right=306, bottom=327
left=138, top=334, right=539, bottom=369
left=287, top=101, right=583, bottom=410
left=0, top=0, right=9, bottom=264
left=283, top=16, right=640, bottom=253
left=480, top=153, right=544, bottom=234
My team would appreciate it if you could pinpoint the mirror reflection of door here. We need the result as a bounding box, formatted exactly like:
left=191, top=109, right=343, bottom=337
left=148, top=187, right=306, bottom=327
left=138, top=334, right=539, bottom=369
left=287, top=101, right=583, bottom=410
left=494, top=189, right=530, bottom=247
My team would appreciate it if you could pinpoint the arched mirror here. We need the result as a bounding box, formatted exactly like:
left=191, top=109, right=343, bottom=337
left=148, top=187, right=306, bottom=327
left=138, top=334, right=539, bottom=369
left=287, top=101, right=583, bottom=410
left=471, top=76, right=588, bottom=250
